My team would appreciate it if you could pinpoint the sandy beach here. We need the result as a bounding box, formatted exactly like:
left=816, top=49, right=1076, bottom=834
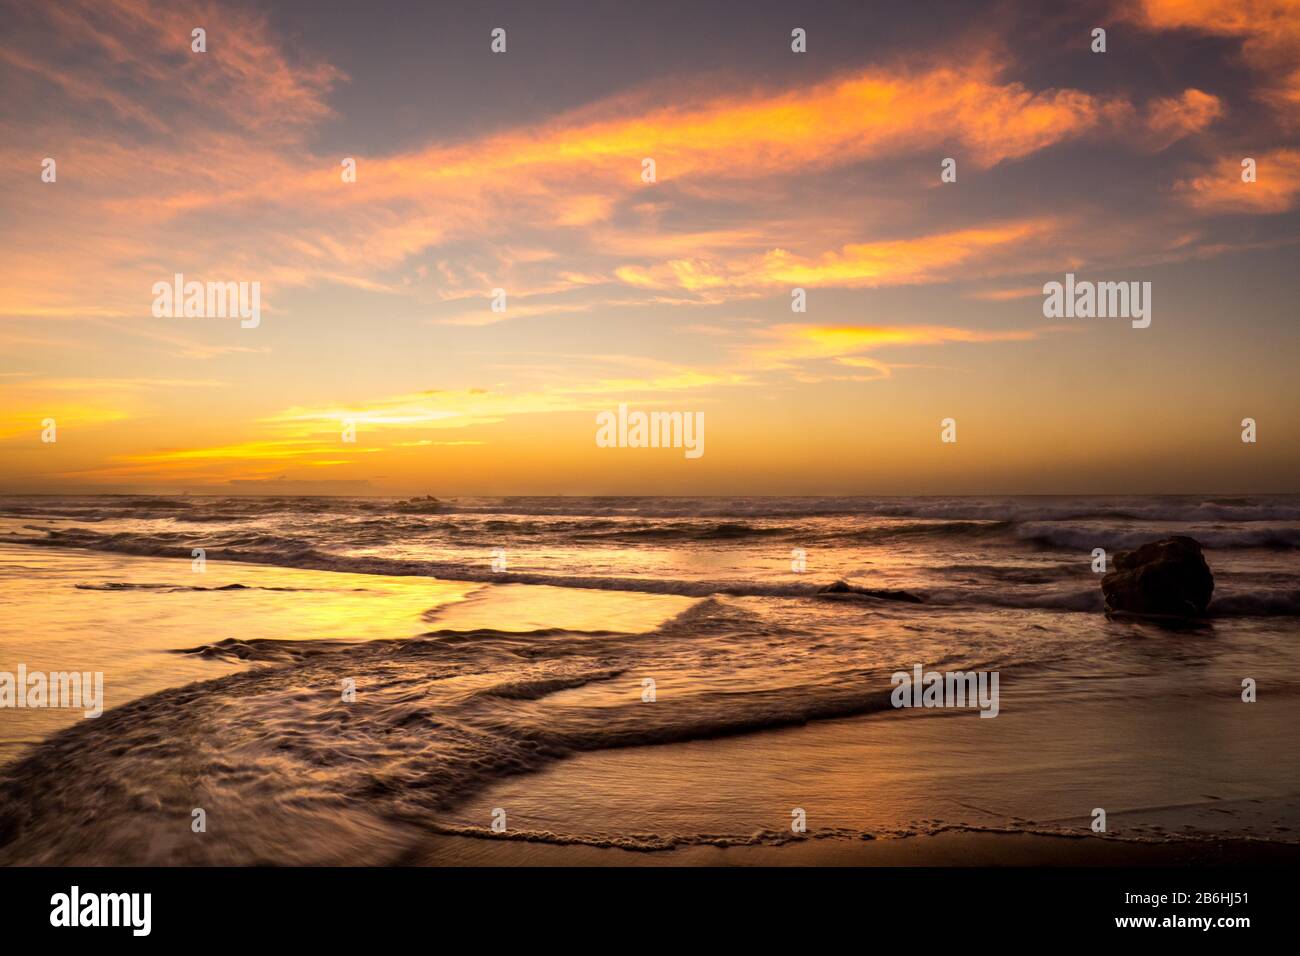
left=2, top=496, right=1297, bottom=867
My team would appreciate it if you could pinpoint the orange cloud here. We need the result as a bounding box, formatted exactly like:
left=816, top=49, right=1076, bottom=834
left=1143, top=89, right=1224, bottom=150
left=615, top=220, right=1054, bottom=292
left=747, top=323, right=1052, bottom=370
left=964, top=286, right=1042, bottom=301
left=0, top=0, right=1240, bottom=330
left=1177, top=148, right=1300, bottom=212
left=1130, top=0, right=1300, bottom=121
left=373, top=62, right=1122, bottom=190
left=102, top=56, right=1121, bottom=304
left=14, top=0, right=342, bottom=135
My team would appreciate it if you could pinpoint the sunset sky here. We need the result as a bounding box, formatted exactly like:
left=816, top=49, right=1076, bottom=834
left=2, top=0, right=1298, bottom=495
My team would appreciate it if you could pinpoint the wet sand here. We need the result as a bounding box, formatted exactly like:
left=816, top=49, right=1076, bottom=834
left=3, top=537, right=1297, bottom=866
left=413, top=829, right=1300, bottom=866
left=432, top=685, right=1300, bottom=855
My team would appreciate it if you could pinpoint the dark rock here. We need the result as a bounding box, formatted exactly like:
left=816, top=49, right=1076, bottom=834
left=1101, top=535, right=1214, bottom=618
left=0, top=809, right=18, bottom=849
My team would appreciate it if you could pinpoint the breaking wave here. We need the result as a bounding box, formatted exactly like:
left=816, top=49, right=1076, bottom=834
left=0, top=616, right=901, bottom=864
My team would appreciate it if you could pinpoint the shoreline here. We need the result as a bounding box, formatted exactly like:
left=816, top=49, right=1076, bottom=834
left=412, top=830, right=1300, bottom=866
left=3, top=535, right=1299, bottom=867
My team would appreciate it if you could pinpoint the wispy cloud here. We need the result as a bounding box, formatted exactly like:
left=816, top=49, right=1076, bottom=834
left=0, top=3, right=1208, bottom=324
left=4, top=0, right=1297, bottom=492
left=613, top=220, right=1055, bottom=292
left=1128, top=0, right=1300, bottom=122
left=1177, top=148, right=1300, bottom=212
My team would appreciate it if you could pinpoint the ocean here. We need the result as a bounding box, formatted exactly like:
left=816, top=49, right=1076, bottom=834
left=1, top=494, right=1298, bottom=864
